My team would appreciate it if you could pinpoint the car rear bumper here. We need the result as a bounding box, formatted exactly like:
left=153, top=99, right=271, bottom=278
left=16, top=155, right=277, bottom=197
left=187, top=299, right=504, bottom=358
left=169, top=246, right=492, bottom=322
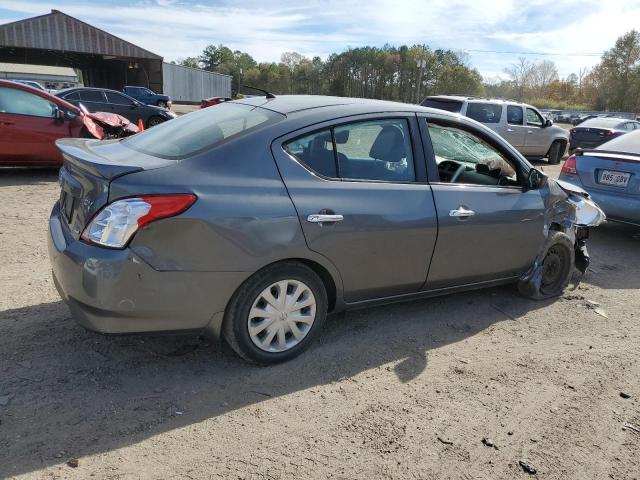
left=558, top=174, right=640, bottom=225
left=569, top=140, right=604, bottom=151
left=48, top=202, right=249, bottom=336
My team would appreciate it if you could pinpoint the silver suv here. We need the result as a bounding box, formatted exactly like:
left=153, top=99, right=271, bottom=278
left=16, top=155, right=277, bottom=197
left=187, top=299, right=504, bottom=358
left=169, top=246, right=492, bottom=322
left=422, top=96, right=569, bottom=164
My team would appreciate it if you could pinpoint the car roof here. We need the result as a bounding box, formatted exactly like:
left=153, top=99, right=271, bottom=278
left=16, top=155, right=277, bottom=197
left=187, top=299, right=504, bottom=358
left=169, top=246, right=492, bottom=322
left=579, top=117, right=628, bottom=128
left=425, top=94, right=530, bottom=107
left=234, top=95, right=435, bottom=115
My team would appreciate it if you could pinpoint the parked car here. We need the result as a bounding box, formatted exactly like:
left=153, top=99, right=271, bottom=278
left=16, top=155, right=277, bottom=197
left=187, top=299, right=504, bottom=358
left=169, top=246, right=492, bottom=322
left=200, top=96, right=232, bottom=108
left=421, top=96, right=569, bottom=164
left=0, top=79, right=138, bottom=166
left=560, top=130, right=640, bottom=225
left=49, top=95, right=604, bottom=364
left=56, top=87, right=176, bottom=128
left=123, top=86, right=172, bottom=109
left=569, top=117, right=640, bottom=152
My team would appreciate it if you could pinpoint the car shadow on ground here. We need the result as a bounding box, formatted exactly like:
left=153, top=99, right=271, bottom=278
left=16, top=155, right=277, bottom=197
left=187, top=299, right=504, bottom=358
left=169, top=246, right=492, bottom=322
left=0, top=167, right=59, bottom=187
left=0, top=285, right=552, bottom=477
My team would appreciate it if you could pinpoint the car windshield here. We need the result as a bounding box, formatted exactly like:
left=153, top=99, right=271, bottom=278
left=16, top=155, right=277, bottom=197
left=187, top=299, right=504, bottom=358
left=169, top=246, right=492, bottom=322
left=124, top=102, right=284, bottom=159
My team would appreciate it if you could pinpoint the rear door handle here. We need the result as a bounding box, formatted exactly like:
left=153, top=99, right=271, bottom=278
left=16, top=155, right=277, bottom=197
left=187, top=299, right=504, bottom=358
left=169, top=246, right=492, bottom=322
left=307, top=214, right=344, bottom=223
left=449, top=207, right=475, bottom=218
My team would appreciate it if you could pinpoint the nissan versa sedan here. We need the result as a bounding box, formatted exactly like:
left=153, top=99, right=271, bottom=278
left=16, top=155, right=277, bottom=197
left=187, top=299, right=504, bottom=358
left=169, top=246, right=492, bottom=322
left=48, top=95, right=604, bottom=364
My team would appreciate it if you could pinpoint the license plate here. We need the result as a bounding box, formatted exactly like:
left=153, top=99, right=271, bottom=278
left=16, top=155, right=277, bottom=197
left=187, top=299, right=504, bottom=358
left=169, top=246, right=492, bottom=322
left=599, top=170, right=630, bottom=187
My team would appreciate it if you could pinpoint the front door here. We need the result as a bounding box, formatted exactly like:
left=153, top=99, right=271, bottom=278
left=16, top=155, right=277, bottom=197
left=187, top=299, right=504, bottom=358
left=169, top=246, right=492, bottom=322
left=502, top=104, right=527, bottom=150
left=105, top=91, right=138, bottom=123
left=0, top=85, right=71, bottom=165
left=523, top=107, right=549, bottom=157
left=272, top=115, right=438, bottom=303
left=420, top=118, right=546, bottom=289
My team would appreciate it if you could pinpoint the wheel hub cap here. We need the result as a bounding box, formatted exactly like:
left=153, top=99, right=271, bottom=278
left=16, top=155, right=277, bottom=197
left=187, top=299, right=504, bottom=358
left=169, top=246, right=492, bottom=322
left=248, top=279, right=317, bottom=353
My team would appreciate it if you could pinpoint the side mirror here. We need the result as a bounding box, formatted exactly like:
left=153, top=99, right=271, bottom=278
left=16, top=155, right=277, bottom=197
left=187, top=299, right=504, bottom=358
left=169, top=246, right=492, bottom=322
left=54, top=108, right=65, bottom=124
left=525, top=168, right=546, bottom=190
left=545, top=119, right=553, bottom=127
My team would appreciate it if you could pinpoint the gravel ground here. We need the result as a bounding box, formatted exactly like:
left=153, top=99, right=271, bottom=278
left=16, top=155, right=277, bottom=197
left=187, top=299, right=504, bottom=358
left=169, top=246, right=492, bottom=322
left=0, top=162, right=639, bottom=480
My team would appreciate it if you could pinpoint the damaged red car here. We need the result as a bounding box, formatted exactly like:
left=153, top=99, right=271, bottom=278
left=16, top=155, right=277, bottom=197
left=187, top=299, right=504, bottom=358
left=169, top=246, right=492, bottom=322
left=0, top=80, right=138, bottom=167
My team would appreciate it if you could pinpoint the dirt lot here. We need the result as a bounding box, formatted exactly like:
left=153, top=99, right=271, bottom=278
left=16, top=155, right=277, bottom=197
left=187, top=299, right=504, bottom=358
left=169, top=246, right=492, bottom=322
left=0, top=163, right=639, bottom=480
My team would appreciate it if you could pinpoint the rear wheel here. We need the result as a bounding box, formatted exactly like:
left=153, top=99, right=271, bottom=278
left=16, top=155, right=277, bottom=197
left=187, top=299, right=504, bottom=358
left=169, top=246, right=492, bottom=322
left=223, top=262, right=328, bottom=364
left=548, top=140, right=564, bottom=164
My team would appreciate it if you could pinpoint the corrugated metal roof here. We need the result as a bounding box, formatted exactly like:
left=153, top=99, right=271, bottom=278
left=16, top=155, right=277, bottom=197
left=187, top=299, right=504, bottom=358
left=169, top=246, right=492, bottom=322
left=0, top=62, right=77, bottom=77
left=0, top=10, right=162, bottom=60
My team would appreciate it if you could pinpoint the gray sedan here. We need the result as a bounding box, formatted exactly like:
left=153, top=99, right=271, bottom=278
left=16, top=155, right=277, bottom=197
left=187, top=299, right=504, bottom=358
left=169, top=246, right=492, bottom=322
left=48, top=95, right=604, bottom=364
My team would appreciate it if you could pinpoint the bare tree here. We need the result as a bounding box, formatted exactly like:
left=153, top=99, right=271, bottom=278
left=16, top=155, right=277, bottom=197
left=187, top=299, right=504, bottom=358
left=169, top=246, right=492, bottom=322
left=504, top=57, right=533, bottom=101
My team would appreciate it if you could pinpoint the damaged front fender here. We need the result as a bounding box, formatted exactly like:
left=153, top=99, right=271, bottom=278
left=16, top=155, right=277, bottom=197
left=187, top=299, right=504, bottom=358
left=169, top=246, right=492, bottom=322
left=518, top=174, right=605, bottom=299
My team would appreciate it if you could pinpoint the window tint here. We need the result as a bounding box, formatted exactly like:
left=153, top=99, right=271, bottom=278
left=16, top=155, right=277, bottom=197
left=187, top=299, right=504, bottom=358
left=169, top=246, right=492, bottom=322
left=507, top=105, right=524, bottom=125
left=284, top=129, right=337, bottom=178
left=335, top=119, right=415, bottom=182
left=466, top=103, right=502, bottom=123
left=422, top=99, right=463, bottom=113
left=428, top=123, right=518, bottom=186
left=64, top=91, right=80, bottom=101
left=105, top=92, right=134, bottom=105
left=125, top=102, right=283, bottom=159
left=0, top=86, right=57, bottom=117
left=79, top=90, right=105, bottom=102
left=526, top=108, right=543, bottom=127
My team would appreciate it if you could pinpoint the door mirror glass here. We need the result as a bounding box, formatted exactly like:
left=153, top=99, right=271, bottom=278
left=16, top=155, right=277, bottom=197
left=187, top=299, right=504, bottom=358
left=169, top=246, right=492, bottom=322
left=526, top=168, right=546, bottom=190
left=544, top=119, right=553, bottom=127
left=54, top=107, right=65, bottom=123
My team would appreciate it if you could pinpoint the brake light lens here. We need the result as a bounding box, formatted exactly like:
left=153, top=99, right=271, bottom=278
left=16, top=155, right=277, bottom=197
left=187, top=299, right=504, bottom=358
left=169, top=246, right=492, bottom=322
left=81, top=194, right=196, bottom=248
left=561, top=154, right=578, bottom=175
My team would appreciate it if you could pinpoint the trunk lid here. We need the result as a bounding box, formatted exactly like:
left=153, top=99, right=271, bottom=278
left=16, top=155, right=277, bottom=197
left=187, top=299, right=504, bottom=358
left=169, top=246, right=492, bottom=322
left=576, top=151, right=640, bottom=195
left=570, top=127, right=615, bottom=143
left=56, top=138, right=175, bottom=239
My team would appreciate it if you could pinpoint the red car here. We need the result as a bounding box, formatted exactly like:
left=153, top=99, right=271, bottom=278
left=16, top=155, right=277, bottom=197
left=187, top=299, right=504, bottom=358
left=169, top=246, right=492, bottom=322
left=200, top=96, right=232, bottom=108
left=0, top=80, right=138, bottom=166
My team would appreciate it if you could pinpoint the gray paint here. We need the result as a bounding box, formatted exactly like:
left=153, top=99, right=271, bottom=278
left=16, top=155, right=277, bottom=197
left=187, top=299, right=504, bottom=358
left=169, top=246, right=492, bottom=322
left=49, top=95, right=598, bottom=338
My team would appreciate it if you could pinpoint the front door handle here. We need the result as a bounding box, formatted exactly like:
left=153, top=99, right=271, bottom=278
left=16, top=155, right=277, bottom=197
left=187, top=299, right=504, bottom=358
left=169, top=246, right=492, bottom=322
left=0, top=120, right=15, bottom=125
left=506, top=128, right=514, bottom=132
left=449, top=207, right=475, bottom=218
left=307, top=214, right=344, bottom=223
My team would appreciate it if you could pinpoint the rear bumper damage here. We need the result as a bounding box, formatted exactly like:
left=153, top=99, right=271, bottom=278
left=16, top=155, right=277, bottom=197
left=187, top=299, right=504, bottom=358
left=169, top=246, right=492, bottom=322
left=518, top=177, right=605, bottom=298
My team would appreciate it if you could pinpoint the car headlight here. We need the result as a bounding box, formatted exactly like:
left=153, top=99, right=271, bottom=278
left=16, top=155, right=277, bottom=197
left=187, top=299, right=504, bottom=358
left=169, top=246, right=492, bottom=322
left=81, top=194, right=196, bottom=248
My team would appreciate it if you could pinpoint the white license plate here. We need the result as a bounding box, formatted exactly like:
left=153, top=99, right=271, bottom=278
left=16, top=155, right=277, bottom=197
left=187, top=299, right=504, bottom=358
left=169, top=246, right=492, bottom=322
left=599, top=170, right=630, bottom=187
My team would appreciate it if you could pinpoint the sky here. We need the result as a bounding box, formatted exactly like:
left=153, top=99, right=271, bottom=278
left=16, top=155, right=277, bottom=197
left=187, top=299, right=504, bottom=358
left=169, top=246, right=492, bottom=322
left=1, top=0, right=640, bottom=80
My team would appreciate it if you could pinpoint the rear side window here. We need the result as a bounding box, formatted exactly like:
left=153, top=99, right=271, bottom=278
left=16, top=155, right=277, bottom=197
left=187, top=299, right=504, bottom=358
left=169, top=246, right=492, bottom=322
left=79, top=90, right=105, bottom=102
left=125, top=102, right=283, bottom=159
left=422, top=99, right=463, bottom=113
left=466, top=103, right=502, bottom=123
left=507, top=106, right=524, bottom=125
left=0, top=86, right=57, bottom=117
left=284, top=119, right=415, bottom=182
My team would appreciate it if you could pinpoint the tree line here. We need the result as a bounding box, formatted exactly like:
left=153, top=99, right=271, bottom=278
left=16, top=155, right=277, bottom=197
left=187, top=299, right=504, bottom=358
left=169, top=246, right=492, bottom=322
left=175, top=30, right=640, bottom=113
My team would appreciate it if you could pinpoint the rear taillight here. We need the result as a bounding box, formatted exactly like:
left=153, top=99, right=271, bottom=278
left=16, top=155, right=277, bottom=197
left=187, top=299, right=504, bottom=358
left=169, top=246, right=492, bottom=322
left=570, top=128, right=576, bottom=135
left=561, top=154, right=578, bottom=175
left=604, top=130, right=615, bottom=136
left=81, top=194, right=196, bottom=248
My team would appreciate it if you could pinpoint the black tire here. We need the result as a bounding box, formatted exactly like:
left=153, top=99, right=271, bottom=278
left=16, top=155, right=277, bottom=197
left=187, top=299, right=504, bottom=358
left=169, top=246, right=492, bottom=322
left=223, top=261, right=328, bottom=365
left=518, top=231, right=575, bottom=299
left=146, top=116, right=165, bottom=128
left=548, top=140, right=564, bottom=165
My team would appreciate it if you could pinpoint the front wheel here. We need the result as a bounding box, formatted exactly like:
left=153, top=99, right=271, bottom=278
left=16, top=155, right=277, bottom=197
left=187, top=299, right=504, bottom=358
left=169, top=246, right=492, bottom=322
left=223, top=262, right=328, bottom=364
left=548, top=140, right=564, bottom=165
left=146, top=116, right=165, bottom=128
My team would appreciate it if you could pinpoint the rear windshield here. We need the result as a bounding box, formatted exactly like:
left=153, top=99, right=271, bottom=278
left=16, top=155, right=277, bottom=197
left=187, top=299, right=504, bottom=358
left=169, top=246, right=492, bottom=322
left=124, top=102, right=284, bottom=159
left=579, top=118, right=624, bottom=128
left=422, top=99, right=463, bottom=113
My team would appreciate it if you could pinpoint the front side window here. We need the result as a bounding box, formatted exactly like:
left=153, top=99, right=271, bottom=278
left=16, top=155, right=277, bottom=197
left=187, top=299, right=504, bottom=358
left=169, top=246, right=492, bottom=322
left=507, top=105, right=524, bottom=125
left=105, top=92, right=134, bottom=105
left=526, top=108, right=544, bottom=127
left=125, top=102, right=283, bottom=159
left=79, top=90, right=106, bottom=103
left=64, top=91, right=80, bottom=101
left=0, top=86, right=57, bottom=117
left=466, top=103, right=502, bottom=123
left=284, top=119, right=415, bottom=182
left=428, top=123, right=518, bottom=186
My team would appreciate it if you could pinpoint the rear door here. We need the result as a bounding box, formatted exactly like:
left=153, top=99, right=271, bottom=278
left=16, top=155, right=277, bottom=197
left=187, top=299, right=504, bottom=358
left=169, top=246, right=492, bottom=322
left=503, top=104, right=526, bottom=149
left=0, top=85, right=72, bottom=164
left=419, top=116, right=545, bottom=289
left=523, top=107, right=549, bottom=156
left=272, top=114, right=438, bottom=303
